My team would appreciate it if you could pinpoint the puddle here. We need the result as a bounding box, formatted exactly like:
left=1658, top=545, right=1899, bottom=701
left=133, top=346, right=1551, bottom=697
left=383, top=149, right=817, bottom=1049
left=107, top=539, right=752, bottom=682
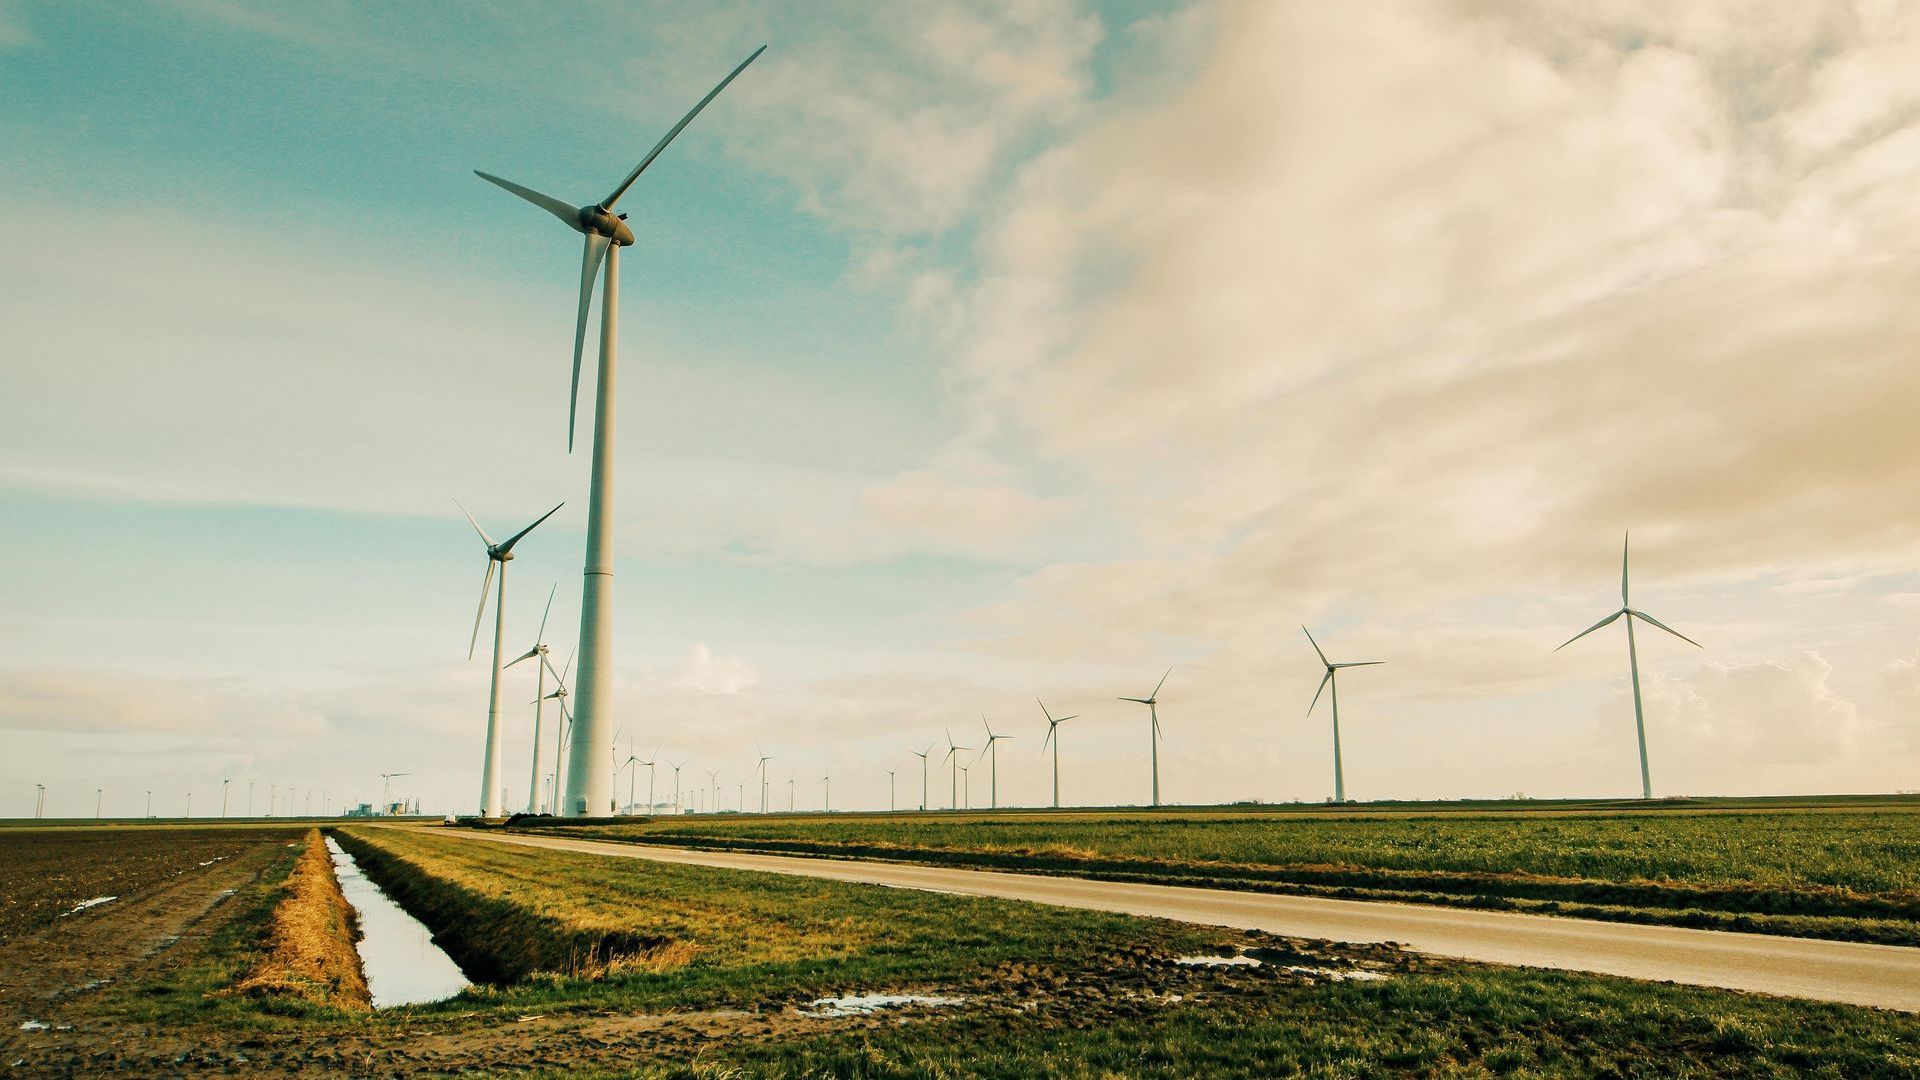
left=1286, top=966, right=1391, bottom=982
left=1175, top=954, right=1262, bottom=967
left=18, top=1020, right=48, bottom=1032
left=799, top=993, right=967, bottom=1017
left=62, top=896, right=116, bottom=916
left=325, top=837, right=469, bottom=1008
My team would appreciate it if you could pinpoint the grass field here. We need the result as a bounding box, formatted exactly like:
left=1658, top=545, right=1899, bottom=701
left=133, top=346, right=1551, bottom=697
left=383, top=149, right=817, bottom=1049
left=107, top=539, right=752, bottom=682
left=534, top=797, right=1920, bottom=945
left=11, top=821, right=1920, bottom=1076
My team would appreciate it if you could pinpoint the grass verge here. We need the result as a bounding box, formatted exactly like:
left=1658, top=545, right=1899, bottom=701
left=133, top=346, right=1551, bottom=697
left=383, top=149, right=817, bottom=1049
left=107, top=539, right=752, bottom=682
left=228, top=829, right=369, bottom=1011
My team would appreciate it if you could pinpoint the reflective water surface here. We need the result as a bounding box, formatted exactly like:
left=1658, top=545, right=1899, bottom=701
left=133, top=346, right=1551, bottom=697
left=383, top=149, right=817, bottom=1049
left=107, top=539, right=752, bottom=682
left=325, top=837, right=468, bottom=1008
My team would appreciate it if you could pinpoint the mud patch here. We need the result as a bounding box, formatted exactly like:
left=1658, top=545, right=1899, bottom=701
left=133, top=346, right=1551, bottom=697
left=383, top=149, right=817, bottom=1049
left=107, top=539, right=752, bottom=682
left=799, top=993, right=967, bottom=1017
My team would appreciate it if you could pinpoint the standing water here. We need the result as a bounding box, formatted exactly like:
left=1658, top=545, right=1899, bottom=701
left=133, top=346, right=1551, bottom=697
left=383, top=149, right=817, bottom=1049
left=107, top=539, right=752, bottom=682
left=324, top=837, right=469, bottom=1007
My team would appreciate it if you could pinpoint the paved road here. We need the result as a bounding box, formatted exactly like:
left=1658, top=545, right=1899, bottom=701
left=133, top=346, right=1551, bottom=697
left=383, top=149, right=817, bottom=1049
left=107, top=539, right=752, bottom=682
left=429, top=828, right=1920, bottom=1012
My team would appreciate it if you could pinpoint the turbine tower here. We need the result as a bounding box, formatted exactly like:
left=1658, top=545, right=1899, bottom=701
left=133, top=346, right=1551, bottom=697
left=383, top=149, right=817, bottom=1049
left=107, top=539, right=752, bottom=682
left=1303, top=627, right=1382, bottom=804
left=1037, top=700, right=1078, bottom=809
left=979, top=715, right=1014, bottom=809
left=474, top=47, right=766, bottom=817
left=1119, top=669, right=1171, bottom=807
left=458, top=500, right=564, bottom=817
left=756, top=748, right=775, bottom=813
left=1557, top=532, right=1702, bottom=800
left=505, top=583, right=560, bottom=813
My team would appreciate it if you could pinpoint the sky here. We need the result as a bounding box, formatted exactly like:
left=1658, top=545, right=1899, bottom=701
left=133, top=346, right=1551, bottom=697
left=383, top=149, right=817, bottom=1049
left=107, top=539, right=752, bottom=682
left=4, top=0, right=1920, bottom=818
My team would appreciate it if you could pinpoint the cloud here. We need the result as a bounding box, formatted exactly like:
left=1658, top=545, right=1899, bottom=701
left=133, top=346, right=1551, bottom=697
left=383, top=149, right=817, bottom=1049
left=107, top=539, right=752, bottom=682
left=676, top=643, right=759, bottom=695
left=0, top=666, right=329, bottom=738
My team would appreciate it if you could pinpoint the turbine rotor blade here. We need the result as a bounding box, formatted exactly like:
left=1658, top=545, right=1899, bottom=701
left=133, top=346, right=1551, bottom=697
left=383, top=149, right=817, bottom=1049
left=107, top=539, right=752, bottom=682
left=1151, top=667, right=1172, bottom=700
left=1555, top=609, right=1624, bottom=652
left=1308, top=670, right=1331, bottom=715
left=1302, top=626, right=1329, bottom=667
left=454, top=499, right=495, bottom=547
left=603, top=45, right=767, bottom=210
left=1119, top=696, right=1150, bottom=704
left=1040, top=724, right=1053, bottom=752
left=1056, top=714, right=1077, bottom=722
left=499, top=501, right=565, bottom=554
left=1333, top=661, right=1385, bottom=669
left=569, top=232, right=612, bottom=452
left=1630, top=609, right=1703, bottom=648
left=506, top=646, right=540, bottom=668
left=473, top=171, right=582, bottom=230
left=1621, top=530, right=1631, bottom=607
left=537, top=582, right=556, bottom=642
left=467, top=559, right=497, bottom=660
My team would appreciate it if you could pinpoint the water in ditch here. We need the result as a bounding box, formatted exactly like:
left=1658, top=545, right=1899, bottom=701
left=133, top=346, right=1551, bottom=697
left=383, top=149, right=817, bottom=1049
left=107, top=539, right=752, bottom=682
left=325, top=837, right=469, bottom=1007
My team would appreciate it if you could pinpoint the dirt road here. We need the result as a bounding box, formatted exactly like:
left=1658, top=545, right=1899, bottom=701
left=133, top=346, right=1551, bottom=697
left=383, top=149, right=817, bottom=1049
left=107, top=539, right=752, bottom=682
left=440, top=827, right=1920, bottom=1012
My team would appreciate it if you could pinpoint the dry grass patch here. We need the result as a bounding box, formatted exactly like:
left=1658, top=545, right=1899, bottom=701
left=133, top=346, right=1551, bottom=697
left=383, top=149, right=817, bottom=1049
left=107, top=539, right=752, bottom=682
left=229, top=829, right=368, bottom=1011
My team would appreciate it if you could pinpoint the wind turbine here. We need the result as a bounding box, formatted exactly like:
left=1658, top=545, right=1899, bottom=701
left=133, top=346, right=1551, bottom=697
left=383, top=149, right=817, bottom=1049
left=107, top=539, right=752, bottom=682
left=543, top=647, right=576, bottom=804
left=1119, top=669, right=1171, bottom=807
left=942, top=729, right=971, bottom=811
left=822, top=772, right=830, bottom=813
left=458, top=499, right=564, bottom=817
left=1037, top=700, right=1078, bottom=809
left=911, top=745, right=932, bottom=811
left=506, top=583, right=560, bottom=812
left=979, top=715, right=1014, bottom=809
left=755, top=748, right=776, bottom=813
left=670, top=761, right=685, bottom=814
left=637, top=751, right=657, bottom=815
left=1557, top=532, right=1702, bottom=800
left=475, top=47, right=766, bottom=818
left=706, top=769, right=720, bottom=814
left=620, top=736, right=642, bottom=815
left=886, top=768, right=895, bottom=812
left=1304, top=628, right=1382, bottom=805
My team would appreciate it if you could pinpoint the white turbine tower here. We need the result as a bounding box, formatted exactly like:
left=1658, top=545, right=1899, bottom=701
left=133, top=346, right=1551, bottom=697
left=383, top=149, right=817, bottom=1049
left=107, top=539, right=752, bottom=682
left=505, top=583, right=561, bottom=813
left=1303, top=627, right=1382, bottom=805
left=1119, top=669, right=1171, bottom=807
left=474, top=47, right=766, bottom=817
left=459, top=500, right=564, bottom=817
left=1037, top=700, right=1078, bottom=809
left=979, top=715, right=1014, bottom=810
left=1557, top=532, right=1702, bottom=800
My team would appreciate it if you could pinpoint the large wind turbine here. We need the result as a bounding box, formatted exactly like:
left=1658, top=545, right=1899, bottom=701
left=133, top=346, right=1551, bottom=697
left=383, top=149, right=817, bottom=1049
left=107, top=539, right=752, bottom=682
left=1037, top=700, right=1078, bottom=809
left=458, top=501, right=563, bottom=818
left=505, top=583, right=560, bottom=813
left=474, top=47, right=766, bottom=817
left=1303, top=627, right=1382, bottom=804
left=1120, top=669, right=1171, bottom=807
left=755, top=748, right=776, bottom=813
left=979, top=715, right=1014, bottom=810
left=1557, top=532, right=1702, bottom=800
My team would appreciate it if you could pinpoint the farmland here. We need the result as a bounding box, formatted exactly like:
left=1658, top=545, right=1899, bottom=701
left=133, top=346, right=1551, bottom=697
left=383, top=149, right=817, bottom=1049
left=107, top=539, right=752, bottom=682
left=5, top=821, right=1920, bottom=1076
left=541, top=797, right=1920, bottom=945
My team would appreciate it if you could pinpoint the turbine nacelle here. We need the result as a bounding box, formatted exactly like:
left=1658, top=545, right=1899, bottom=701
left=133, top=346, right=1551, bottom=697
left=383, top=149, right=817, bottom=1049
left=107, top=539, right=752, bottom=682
left=579, top=204, right=635, bottom=246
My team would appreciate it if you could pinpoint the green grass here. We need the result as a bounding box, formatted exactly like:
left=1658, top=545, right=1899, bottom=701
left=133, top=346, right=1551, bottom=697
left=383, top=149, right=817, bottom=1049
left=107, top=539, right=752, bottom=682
left=530, top=801, right=1920, bottom=944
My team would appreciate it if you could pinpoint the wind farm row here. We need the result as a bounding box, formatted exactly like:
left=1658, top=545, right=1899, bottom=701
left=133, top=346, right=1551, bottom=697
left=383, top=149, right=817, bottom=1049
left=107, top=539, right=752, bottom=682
left=456, top=531, right=1698, bottom=817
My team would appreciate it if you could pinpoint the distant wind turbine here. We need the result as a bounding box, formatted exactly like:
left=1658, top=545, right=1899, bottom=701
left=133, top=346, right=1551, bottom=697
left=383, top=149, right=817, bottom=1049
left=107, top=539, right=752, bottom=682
left=756, top=748, right=776, bottom=814
left=475, top=47, right=766, bottom=818
left=543, top=647, right=576, bottom=804
left=1303, top=627, right=1382, bottom=804
left=980, top=715, right=1014, bottom=809
left=822, top=772, right=830, bottom=813
left=1120, top=669, right=1171, bottom=807
left=942, top=729, right=971, bottom=811
left=886, top=768, right=896, bottom=812
left=457, top=499, right=564, bottom=817
left=505, top=583, right=561, bottom=813
left=911, top=745, right=932, bottom=812
left=1037, top=700, right=1078, bottom=809
left=1557, top=532, right=1702, bottom=800
left=381, top=772, right=409, bottom=816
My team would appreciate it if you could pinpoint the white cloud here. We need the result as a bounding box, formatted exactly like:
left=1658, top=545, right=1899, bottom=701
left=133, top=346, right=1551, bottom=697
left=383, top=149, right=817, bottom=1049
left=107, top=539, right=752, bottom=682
left=676, top=643, right=759, bottom=695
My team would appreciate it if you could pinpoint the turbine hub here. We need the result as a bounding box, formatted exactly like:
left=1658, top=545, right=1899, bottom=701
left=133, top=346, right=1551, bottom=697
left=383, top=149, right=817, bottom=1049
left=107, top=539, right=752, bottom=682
left=580, top=205, right=636, bottom=246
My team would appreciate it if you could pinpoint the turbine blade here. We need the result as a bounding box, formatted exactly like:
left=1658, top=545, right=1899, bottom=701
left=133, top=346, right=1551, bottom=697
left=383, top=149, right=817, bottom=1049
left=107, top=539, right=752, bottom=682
left=1333, top=661, right=1385, bottom=668
left=1308, top=670, right=1331, bottom=715
left=1555, top=609, right=1624, bottom=651
left=1040, top=724, right=1054, bottom=752
left=560, top=645, right=576, bottom=683
left=1057, top=715, right=1077, bottom=722
left=537, top=582, right=556, bottom=642
left=1119, top=696, right=1150, bottom=704
left=473, top=171, right=582, bottom=230
left=1151, top=667, right=1172, bottom=700
left=506, top=645, right=540, bottom=668
left=454, top=499, right=495, bottom=547
left=603, top=45, right=767, bottom=210
left=499, top=501, right=565, bottom=554
left=569, top=232, right=611, bottom=452
left=1302, top=626, right=1329, bottom=667
left=1630, top=609, right=1703, bottom=649
left=1621, top=530, right=1632, bottom=607
left=467, top=559, right=496, bottom=660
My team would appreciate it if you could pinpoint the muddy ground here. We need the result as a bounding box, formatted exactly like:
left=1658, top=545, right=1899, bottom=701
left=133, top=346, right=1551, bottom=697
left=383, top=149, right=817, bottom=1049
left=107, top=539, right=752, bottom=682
left=0, top=826, right=1420, bottom=1078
